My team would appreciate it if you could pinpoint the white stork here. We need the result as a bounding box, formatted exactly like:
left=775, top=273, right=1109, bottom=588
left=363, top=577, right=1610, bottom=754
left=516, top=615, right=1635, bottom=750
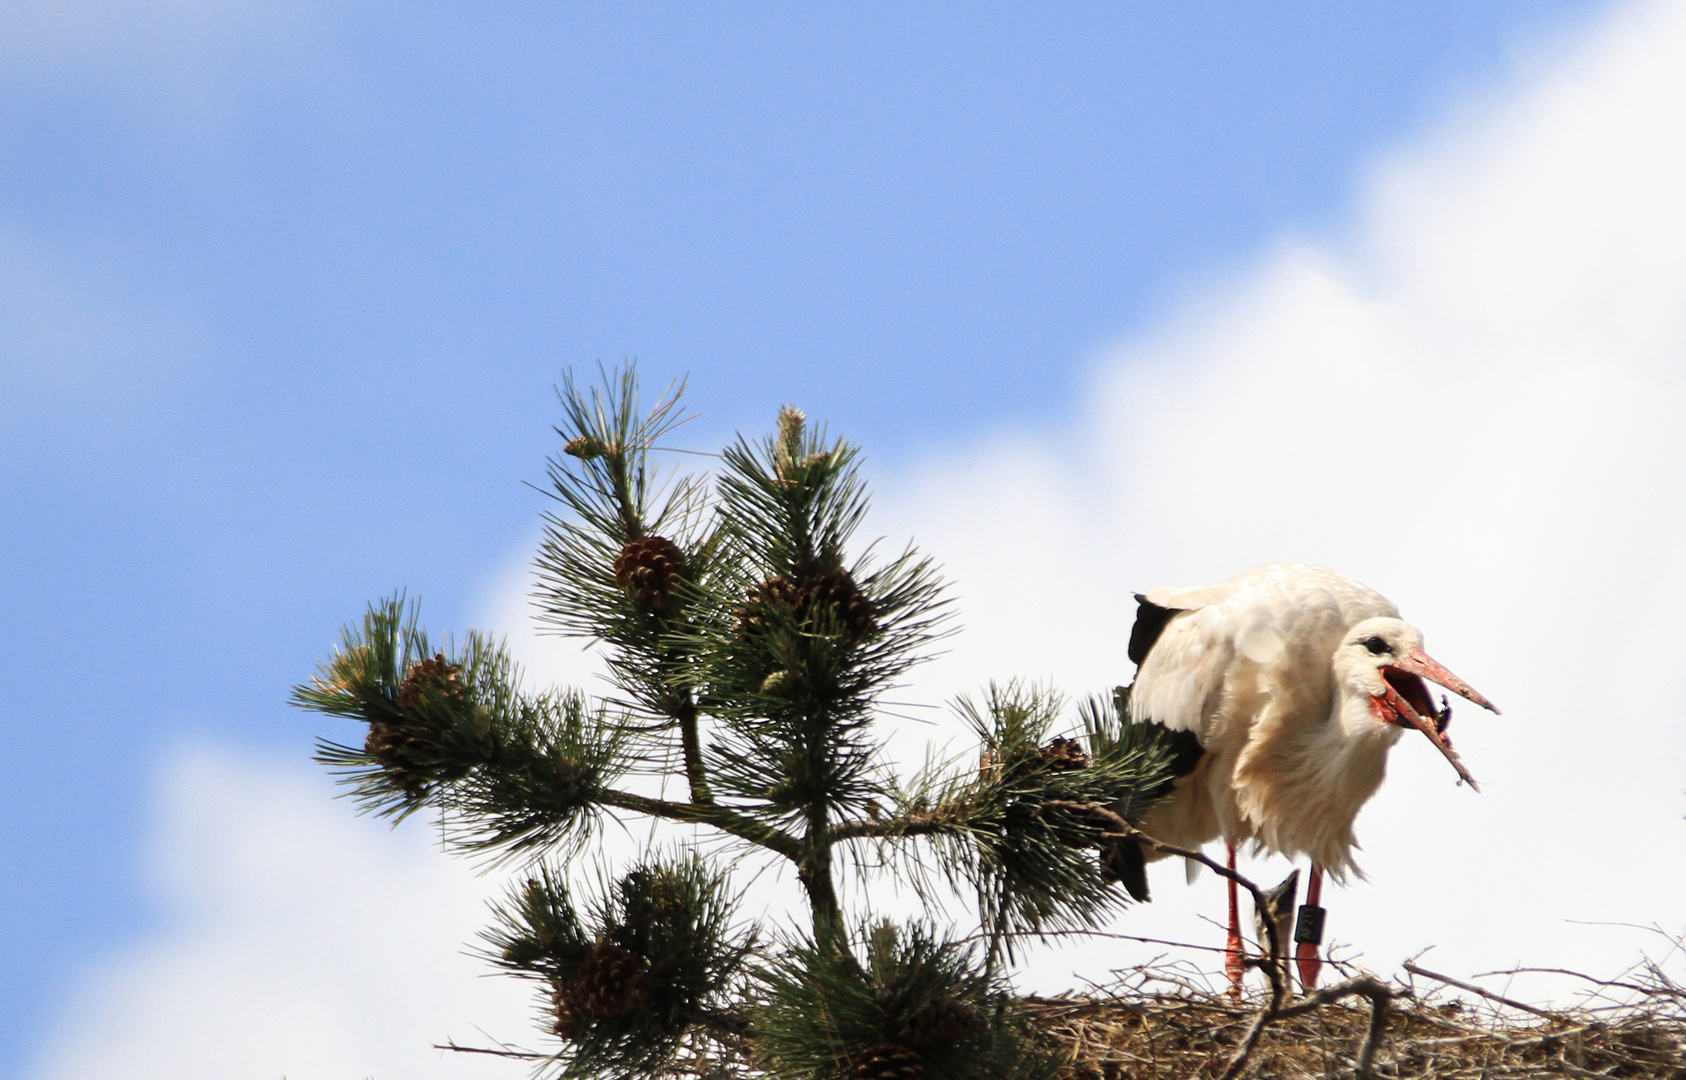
left=1112, top=563, right=1499, bottom=994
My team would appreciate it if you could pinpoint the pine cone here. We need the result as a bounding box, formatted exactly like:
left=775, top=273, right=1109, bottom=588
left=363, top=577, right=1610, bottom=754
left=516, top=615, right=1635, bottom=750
left=732, top=576, right=800, bottom=639
left=551, top=982, right=585, bottom=1039
left=397, top=653, right=468, bottom=712
left=364, top=718, right=427, bottom=796
left=366, top=654, right=468, bottom=795
left=805, top=569, right=878, bottom=641
left=574, top=944, right=649, bottom=1017
left=734, top=569, right=877, bottom=643
left=613, top=536, right=688, bottom=612
left=906, top=996, right=982, bottom=1047
left=852, top=1042, right=925, bottom=1080
left=1038, top=736, right=1091, bottom=773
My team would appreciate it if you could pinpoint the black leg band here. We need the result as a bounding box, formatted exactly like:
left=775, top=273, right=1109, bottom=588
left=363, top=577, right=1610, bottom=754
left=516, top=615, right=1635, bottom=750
left=1293, top=904, right=1325, bottom=945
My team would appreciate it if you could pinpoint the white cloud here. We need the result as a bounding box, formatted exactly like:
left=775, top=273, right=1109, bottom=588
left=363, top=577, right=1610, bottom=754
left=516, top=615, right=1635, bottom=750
left=28, top=745, right=537, bottom=1080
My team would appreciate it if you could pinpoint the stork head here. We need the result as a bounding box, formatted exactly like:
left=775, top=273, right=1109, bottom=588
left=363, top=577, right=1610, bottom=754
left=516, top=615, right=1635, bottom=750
left=1334, top=617, right=1501, bottom=790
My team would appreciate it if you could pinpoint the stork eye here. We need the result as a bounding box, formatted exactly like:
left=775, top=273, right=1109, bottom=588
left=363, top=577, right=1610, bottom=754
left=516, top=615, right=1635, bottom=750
left=1363, top=636, right=1391, bottom=655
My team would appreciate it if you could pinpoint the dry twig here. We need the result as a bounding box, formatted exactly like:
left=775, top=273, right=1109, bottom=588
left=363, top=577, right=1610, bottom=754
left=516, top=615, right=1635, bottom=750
left=1404, top=960, right=1566, bottom=1020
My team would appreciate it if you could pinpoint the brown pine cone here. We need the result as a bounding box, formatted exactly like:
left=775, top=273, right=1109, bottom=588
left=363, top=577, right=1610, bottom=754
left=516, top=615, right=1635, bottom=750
left=371, top=653, right=467, bottom=795
left=734, top=569, right=877, bottom=643
left=574, top=944, right=649, bottom=1017
left=732, top=576, right=800, bottom=638
left=1038, top=736, right=1091, bottom=773
left=852, top=1042, right=924, bottom=1080
left=397, top=653, right=468, bottom=712
left=550, top=982, right=585, bottom=1039
left=613, top=536, right=688, bottom=612
left=906, top=996, right=983, bottom=1047
left=364, top=718, right=427, bottom=796
left=804, top=569, right=878, bottom=642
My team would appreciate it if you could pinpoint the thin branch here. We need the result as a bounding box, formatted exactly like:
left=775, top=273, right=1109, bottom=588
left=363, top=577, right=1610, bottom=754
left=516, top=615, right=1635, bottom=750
left=1402, top=961, right=1566, bottom=1020
left=828, top=812, right=955, bottom=842
left=1215, top=977, right=1394, bottom=1080
left=598, top=787, right=800, bottom=858
left=951, top=926, right=1243, bottom=957
left=435, top=1039, right=549, bottom=1060
left=1473, top=966, right=1685, bottom=1001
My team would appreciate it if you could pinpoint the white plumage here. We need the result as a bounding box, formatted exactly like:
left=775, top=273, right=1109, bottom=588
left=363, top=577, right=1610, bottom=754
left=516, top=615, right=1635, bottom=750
left=1128, top=563, right=1498, bottom=881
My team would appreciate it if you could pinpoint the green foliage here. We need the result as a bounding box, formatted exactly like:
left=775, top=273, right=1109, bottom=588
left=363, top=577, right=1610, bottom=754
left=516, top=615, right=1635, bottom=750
left=483, top=862, right=593, bottom=983
left=756, top=920, right=1055, bottom=1080
left=289, top=365, right=1175, bottom=1077
left=692, top=408, right=950, bottom=829
left=295, top=595, right=624, bottom=856
left=484, top=856, right=755, bottom=1079
left=532, top=367, right=719, bottom=731
left=1098, top=683, right=1176, bottom=826
left=880, top=682, right=1177, bottom=960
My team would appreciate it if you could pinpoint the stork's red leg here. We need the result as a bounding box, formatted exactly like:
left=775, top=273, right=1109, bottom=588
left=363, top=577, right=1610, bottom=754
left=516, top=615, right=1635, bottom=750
left=1295, top=864, right=1325, bottom=991
left=1225, top=843, right=1244, bottom=1001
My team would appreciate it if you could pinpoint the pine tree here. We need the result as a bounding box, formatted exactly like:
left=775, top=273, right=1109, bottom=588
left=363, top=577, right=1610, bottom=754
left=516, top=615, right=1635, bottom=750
left=292, top=365, right=1176, bottom=1079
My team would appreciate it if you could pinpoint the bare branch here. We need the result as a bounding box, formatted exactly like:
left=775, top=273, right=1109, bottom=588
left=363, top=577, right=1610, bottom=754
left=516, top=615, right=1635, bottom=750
left=1473, top=965, right=1686, bottom=1002
left=1402, top=960, right=1567, bottom=1020
left=1215, top=976, right=1394, bottom=1080
left=827, top=811, right=955, bottom=842
left=952, top=926, right=1247, bottom=957
left=434, top=1039, right=549, bottom=1060
left=597, top=787, right=801, bottom=858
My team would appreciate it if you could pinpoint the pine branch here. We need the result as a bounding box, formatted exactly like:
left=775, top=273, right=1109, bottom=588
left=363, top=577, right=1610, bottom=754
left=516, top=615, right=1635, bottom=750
left=534, top=364, right=718, bottom=806
left=690, top=414, right=950, bottom=828
left=482, top=856, right=756, bottom=1080
left=595, top=788, right=800, bottom=859
left=298, top=596, right=660, bottom=866
left=875, top=684, right=1176, bottom=960
left=828, top=811, right=960, bottom=842
left=755, top=920, right=1055, bottom=1080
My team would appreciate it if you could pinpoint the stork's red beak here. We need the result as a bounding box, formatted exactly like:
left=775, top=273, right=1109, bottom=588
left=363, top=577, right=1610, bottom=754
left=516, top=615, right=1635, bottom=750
left=1376, top=678, right=1481, bottom=790
left=1392, top=649, right=1502, bottom=715
left=1376, top=648, right=1499, bottom=791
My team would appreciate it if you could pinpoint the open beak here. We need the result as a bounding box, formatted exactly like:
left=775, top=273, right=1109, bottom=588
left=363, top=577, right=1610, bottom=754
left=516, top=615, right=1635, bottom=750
left=1376, top=649, right=1499, bottom=792
left=1377, top=679, right=1481, bottom=790
left=1392, top=649, right=1502, bottom=715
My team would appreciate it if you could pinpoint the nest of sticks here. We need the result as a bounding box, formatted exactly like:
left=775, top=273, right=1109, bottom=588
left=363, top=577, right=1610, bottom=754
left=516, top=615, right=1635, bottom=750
left=1027, top=946, right=1686, bottom=1080
left=442, top=921, right=1686, bottom=1079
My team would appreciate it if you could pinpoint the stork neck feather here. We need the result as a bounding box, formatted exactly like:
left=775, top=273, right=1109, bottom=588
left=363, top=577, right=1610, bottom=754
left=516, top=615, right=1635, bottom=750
left=1309, top=688, right=1402, bottom=785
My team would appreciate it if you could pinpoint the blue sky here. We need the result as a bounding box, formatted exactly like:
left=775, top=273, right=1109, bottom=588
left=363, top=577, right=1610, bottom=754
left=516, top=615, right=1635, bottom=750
left=5, top=2, right=1663, bottom=1074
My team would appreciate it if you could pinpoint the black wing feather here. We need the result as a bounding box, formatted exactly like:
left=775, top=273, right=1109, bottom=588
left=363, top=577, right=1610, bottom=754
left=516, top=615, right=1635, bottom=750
left=1128, top=593, right=1180, bottom=666
left=1103, top=841, right=1151, bottom=902
left=1101, top=718, right=1205, bottom=902
left=1102, top=601, right=1209, bottom=903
